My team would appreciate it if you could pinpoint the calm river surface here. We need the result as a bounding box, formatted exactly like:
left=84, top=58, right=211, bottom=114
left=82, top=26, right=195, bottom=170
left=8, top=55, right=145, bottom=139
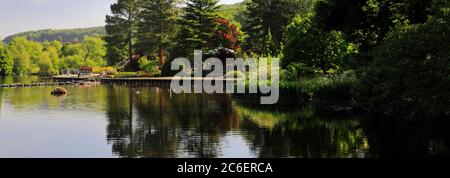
left=0, top=76, right=449, bottom=158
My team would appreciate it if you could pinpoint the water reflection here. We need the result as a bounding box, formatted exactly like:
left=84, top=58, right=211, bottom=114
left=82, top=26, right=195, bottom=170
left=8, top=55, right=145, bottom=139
left=234, top=102, right=370, bottom=158
left=0, top=76, right=44, bottom=84
left=106, top=85, right=238, bottom=158
left=103, top=86, right=450, bottom=158
left=103, top=85, right=371, bottom=158
left=0, top=79, right=449, bottom=158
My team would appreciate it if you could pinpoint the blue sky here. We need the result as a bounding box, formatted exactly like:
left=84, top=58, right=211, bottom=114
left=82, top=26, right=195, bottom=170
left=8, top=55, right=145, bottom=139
left=0, top=0, right=243, bottom=38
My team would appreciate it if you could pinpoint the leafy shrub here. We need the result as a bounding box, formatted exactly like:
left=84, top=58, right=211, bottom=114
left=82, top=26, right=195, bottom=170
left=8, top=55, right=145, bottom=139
left=282, top=15, right=358, bottom=74
left=281, top=62, right=321, bottom=81
left=314, top=71, right=359, bottom=103
left=139, top=56, right=161, bottom=77
left=115, top=72, right=138, bottom=78
left=93, top=66, right=117, bottom=75
left=360, top=11, right=450, bottom=120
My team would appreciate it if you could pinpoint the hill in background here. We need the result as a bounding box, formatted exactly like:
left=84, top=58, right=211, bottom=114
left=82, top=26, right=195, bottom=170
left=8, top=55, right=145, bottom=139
left=2, top=26, right=106, bottom=44
left=218, top=0, right=248, bottom=27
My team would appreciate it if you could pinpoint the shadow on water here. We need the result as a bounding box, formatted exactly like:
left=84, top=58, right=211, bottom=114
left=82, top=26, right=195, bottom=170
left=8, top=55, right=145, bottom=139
left=361, top=117, right=450, bottom=158
left=103, top=85, right=450, bottom=158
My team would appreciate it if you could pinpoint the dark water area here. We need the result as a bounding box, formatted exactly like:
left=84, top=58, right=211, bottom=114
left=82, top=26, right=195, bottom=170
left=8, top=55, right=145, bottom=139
left=0, top=76, right=449, bottom=158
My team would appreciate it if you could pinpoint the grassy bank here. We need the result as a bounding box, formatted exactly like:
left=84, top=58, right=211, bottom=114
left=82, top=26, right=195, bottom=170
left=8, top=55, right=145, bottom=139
left=232, top=71, right=362, bottom=114
left=280, top=71, right=358, bottom=103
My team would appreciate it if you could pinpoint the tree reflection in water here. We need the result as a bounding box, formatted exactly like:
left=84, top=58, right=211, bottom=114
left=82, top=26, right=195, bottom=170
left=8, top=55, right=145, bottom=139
left=105, top=85, right=370, bottom=158
left=233, top=101, right=370, bottom=158
left=106, top=85, right=238, bottom=158
left=0, top=80, right=449, bottom=158
left=104, top=85, right=450, bottom=158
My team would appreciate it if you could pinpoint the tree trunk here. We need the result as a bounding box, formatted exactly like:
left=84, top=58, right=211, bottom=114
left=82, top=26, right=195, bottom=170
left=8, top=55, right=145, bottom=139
left=159, top=45, right=166, bottom=65
left=128, top=32, right=133, bottom=61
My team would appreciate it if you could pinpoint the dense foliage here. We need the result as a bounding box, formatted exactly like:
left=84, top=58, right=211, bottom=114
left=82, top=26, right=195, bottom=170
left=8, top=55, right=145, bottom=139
left=360, top=10, right=450, bottom=119
left=282, top=15, right=357, bottom=74
left=217, top=0, right=248, bottom=27
left=105, top=0, right=141, bottom=65
left=0, top=44, right=14, bottom=75
left=279, top=0, right=450, bottom=120
left=2, top=36, right=106, bottom=76
left=174, top=0, right=221, bottom=57
left=314, top=0, right=436, bottom=55
left=243, top=0, right=304, bottom=54
left=139, top=56, right=162, bottom=76
left=136, top=0, right=177, bottom=65
left=215, top=17, right=243, bottom=51
left=104, top=0, right=244, bottom=68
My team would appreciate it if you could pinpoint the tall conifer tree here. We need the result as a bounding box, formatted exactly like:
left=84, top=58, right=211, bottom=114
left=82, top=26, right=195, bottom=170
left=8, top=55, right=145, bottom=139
left=105, top=0, right=141, bottom=65
left=243, top=0, right=302, bottom=54
left=175, top=0, right=221, bottom=57
left=137, top=0, right=177, bottom=65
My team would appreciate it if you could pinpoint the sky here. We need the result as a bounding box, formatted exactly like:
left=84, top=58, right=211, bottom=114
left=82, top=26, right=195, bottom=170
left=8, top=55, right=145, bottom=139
left=0, top=0, right=243, bottom=39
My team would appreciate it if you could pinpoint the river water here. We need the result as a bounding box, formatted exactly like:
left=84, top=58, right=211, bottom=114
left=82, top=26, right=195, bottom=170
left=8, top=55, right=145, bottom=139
left=0, top=76, right=449, bottom=158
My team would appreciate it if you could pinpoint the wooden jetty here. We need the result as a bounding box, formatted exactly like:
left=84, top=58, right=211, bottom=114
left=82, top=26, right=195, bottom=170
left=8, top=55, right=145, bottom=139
left=100, top=77, right=237, bottom=87
left=0, top=77, right=237, bottom=88
left=53, top=75, right=99, bottom=82
left=0, top=81, right=98, bottom=88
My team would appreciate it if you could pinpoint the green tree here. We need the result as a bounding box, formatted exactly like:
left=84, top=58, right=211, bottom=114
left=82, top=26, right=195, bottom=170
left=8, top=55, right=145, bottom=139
left=7, top=37, right=43, bottom=75
left=38, top=51, right=58, bottom=76
left=243, top=0, right=304, bottom=54
left=48, top=46, right=60, bottom=71
left=175, top=0, right=221, bottom=56
left=14, top=52, right=32, bottom=75
left=28, top=41, right=44, bottom=74
left=360, top=8, right=450, bottom=119
left=60, top=55, right=84, bottom=70
left=2, top=36, right=105, bottom=76
left=6, top=37, right=64, bottom=76
left=137, top=0, right=177, bottom=65
left=105, top=0, right=141, bottom=65
left=0, top=45, right=14, bottom=76
left=314, top=0, right=436, bottom=55
left=61, top=43, right=83, bottom=56
left=282, top=15, right=357, bottom=74
left=81, top=36, right=107, bottom=67
left=262, top=28, right=279, bottom=57
left=43, top=41, right=62, bottom=74
left=59, top=37, right=107, bottom=69
left=44, top=40, right=63, bottom=55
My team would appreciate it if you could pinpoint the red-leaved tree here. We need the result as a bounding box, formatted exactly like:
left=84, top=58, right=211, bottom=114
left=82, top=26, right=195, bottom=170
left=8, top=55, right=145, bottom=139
left=214, top=18, right=242, bottom=51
